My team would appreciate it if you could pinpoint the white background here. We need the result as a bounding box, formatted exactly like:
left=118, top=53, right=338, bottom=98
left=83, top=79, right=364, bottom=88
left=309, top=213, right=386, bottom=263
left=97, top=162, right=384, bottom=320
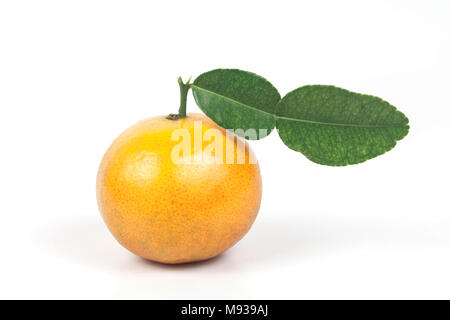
left=0, top=0, right=449, bottom=299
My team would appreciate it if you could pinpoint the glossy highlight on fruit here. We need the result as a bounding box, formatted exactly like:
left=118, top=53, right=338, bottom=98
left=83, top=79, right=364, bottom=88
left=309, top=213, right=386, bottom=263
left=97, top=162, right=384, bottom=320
left=96, top=113, right=262, bottom=264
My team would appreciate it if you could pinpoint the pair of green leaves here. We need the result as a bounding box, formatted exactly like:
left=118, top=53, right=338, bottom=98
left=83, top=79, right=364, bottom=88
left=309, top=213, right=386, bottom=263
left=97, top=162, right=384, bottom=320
left=190, top=69, right=409, bottom=166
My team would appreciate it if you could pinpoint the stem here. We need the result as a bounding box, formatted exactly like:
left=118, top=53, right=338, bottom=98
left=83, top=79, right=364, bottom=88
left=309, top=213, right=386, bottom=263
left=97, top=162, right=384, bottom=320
left=167, top=76, right=191, bottom=120
left=177, top=76, right=191, bottom=118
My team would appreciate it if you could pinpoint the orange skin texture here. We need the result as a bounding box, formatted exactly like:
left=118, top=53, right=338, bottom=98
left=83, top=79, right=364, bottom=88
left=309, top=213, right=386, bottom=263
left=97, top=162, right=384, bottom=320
left=97, top=113, right=262, bottom=264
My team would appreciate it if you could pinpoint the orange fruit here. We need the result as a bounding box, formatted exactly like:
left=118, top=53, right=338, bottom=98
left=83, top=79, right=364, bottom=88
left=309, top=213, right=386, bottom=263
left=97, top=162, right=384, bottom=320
left=96, top=113, right=262, bottom=264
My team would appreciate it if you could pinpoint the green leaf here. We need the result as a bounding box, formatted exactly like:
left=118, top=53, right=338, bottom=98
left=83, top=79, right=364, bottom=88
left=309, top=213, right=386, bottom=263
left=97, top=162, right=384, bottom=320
left=191, top=69, right=280, bottom=140
left=276, top=85, right=409, bottom=166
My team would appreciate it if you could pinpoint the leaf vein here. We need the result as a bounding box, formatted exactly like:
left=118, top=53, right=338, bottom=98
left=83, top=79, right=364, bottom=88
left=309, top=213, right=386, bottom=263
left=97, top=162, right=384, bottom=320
left=276, top=116, right=408, bottom=128
left=191, top=85, right=275, bottom=117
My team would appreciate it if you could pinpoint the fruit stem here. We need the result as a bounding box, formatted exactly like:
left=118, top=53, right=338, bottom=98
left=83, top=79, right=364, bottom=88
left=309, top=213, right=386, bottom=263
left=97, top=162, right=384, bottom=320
left=178, top=76, right=192, bottom=118
left=167, top=76, right=191, bottom=120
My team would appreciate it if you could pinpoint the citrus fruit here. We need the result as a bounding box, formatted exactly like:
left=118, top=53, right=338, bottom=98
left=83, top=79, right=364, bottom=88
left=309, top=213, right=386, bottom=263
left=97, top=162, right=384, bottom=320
left=96, top=113, right=262, bottom=264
